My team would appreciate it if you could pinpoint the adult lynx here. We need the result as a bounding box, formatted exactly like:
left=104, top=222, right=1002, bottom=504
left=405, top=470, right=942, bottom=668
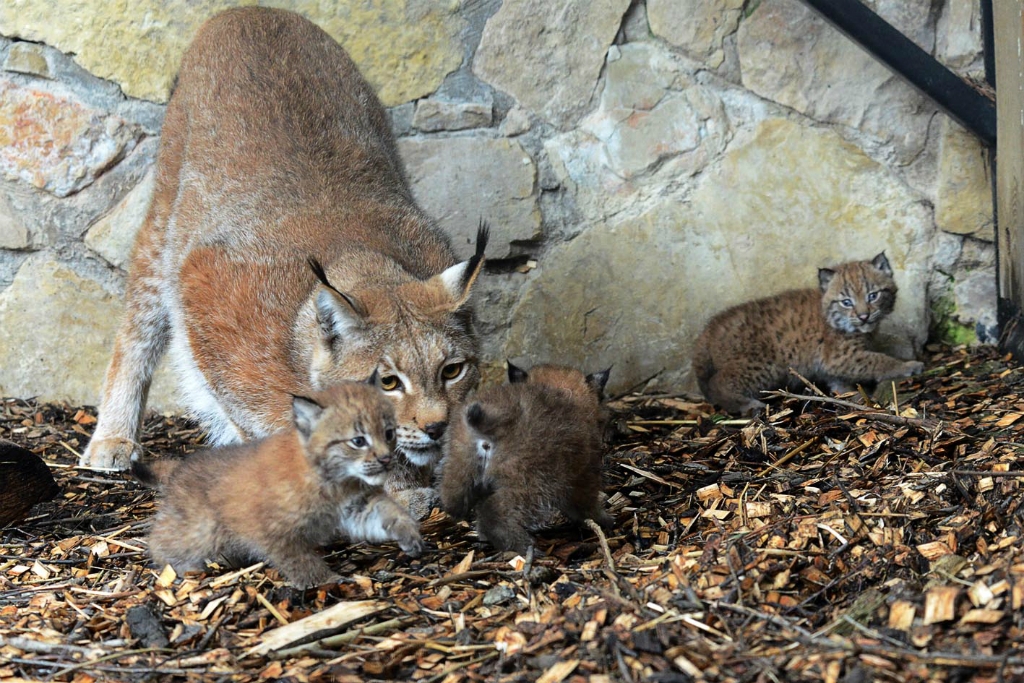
left=82, top=8, right=485, bottom=513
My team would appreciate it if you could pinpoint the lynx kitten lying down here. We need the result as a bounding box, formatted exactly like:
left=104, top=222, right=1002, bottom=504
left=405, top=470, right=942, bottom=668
left=440, top=363, right=613, bottom=555
left=692, top=253, right=923, bottom=415
left=133, top=380, right=422, bottom=587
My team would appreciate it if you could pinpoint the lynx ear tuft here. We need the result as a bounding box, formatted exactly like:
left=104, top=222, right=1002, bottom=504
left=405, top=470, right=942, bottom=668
left=586, top=366, right=612, bottom=399
left=436, top=221, right=489, bottom=309
left=818, top=267, right=836, bottom=292
left=292, top=394, right=325, bottom=439
left=507, top=360, right=529, bottom=384
left=309, top=257, right=367, bottom=343
left=871, top=251, right=893, bottom=276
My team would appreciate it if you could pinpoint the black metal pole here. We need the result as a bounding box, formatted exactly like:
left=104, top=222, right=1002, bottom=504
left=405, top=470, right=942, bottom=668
left=797, top=0, right=996, bottom=147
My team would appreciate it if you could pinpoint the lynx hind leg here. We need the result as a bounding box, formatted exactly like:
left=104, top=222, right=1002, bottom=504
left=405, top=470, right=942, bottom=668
left=703, top=369, right=766, bottom=416
left=475, top=492, right=534, bottom=555
left=82, top=229, right=170, bottom=471
left=265, top=540, right=340, bottom=587
left=339, top=493, right=424, bottom=556
left=147, top=510, right=218, bottom=575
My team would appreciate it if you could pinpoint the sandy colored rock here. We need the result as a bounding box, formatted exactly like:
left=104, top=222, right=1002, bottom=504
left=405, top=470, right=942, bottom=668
left=399, top=137, right=539, bottom=260
left=0, top=255, right=178, bottom=410
left=85, top=170, right=156, bottom=269
left=935, top=119, right=993, bottom=239
left=0, top=194, right=29, bottom=249
left=647, top=0, right=743, bottom=68
left=412, top=99, right=492, bottom=132
left=544, top=43, right=729, bottom=219
left=4, top=43, right=53, bottom=79
left=508, top=119, right=932, bottom=394
left=473, top=0, right=630, bottom=129
left=737, top=0, right=934, bottom=162
left=0, top=78, right=139, bottom=197
left=0, top=0, right=462, bottom=105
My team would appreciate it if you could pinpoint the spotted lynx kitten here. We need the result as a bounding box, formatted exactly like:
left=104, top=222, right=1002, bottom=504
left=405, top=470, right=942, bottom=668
left=132, top=380, right=422, bottom=587
left=692, top=253, right=923, bottom=415
left=440, top=363, right=613, bottom=554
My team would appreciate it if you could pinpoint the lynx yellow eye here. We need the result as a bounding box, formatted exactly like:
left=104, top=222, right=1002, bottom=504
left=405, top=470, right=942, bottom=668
left=441, top=362, right=464, bottom=381
left=380, top=375, right=401, bottom=391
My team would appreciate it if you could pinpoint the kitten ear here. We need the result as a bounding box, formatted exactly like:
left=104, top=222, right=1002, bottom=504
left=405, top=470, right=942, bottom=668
left=507, top=360, right=529, bottom=384
left=309, top=258, right=367, bottom=344
left=465, top=402, right=488, bottom=431
left=818, top=268, right=836, bottom=292
left=871, top=252, right=893, bottom=276
left=586, top=366, right=612, bottom=399
left=291, top=394, right=325, bottom=439
left=433, top=221, right=489, bottom=310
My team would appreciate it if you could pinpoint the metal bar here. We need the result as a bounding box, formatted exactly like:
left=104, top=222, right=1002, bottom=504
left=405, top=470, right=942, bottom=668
left=797, top=0, right=996, bottom=147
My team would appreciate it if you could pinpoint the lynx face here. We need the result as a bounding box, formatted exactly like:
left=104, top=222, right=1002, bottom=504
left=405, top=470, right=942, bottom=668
left=818, top=252, right=897, bottom=335
left=293, top=383, right=398, bottom=487
left=309, top=242, right=485, bottom=469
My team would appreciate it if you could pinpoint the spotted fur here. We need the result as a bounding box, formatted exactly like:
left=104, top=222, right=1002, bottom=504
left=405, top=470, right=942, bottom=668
left=692, top=253, right=923, bottom=415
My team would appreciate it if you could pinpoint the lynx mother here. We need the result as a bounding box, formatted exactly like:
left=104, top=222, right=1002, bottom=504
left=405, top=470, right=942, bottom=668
left=81, top=8, right=485, bottom=511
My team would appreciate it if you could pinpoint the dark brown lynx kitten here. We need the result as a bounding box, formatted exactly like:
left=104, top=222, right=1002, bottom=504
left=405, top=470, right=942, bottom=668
left=440, top=363, right=613, bottom=554
left=692, top=253, right=923, bottom=415
left=132, top=380, right=422, bottom=587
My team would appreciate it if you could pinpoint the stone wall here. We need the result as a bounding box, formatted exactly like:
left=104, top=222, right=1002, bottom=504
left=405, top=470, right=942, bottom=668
left=0, top=0, right=996, bottom=408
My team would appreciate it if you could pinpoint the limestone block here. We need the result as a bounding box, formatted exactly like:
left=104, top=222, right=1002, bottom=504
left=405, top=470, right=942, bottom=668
left=938, top=0, right=983, bottom=70
left=0, top=255, right=179, bottom=411
left=544, top=44, right=729, bottom=218
left=648, top=0, right=744, bottom=68
left=737, top=0, right=934, bottom=162
left=85, top=170, right=156, bottom=269
left=473, top=0, right=631, bottom=129
left=0, top=0, right=463, bottom=105
left=499, top=107, right=532, bottom=137
left=507, top=118, right=933, bottom=394
left=863, top=0, right=937, bottom=52
left=4, top=43, right=53, bottom=79
left=412, top=100, right=492, bottom=132
left=0, top=78, right=140, bottom=197
left=399, top=137, right=539, bottom=260
left=936, top=119, right=993, bottom=239
left=0, top=193, right=29, bottom=249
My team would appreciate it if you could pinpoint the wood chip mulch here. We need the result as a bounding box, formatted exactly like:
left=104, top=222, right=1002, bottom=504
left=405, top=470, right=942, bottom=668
left=4, top=344, right=1024, bottom=682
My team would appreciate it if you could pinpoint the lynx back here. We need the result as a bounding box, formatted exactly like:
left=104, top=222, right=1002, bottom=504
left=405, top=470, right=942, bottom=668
left=82, top=8, right=486, bottom=513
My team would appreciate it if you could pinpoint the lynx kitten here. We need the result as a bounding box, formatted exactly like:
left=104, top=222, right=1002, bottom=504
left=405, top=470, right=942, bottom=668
left=440, top=363, right=613, bottom=554
left=132, top=380, right=422, bottom=587
left=692, top=253, right=923, bottom=415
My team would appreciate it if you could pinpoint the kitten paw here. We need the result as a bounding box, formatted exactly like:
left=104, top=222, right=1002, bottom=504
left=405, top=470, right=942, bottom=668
left=390, top=517, right=424, bottom=557
left=80, top=437, right=138, bottom=471
left=391, top=487, right=438, bottom=520
left=901, top=360, right=924, bottom=377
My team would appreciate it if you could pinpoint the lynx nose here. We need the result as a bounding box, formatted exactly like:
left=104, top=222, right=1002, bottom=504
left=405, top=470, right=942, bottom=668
left=423, top=421, right=447, bottom=441
left=858, top=313, right=871, bottom=322
left=376, top=454, right=392, bottom=467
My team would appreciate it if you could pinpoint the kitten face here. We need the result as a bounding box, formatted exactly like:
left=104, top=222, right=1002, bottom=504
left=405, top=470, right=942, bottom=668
left=818, top=252, right=897, bottom=334
left=294, top=383, right=398, bottom=486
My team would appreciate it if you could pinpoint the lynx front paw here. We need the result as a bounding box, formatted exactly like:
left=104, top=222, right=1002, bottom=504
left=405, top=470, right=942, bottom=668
left=390, top=516, right=424, bottom=557
left=391, top=486, right=438, bottom=520
left=80, top=437, right=138, bottom=470
left=902, top=360, right=924, bottom=377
